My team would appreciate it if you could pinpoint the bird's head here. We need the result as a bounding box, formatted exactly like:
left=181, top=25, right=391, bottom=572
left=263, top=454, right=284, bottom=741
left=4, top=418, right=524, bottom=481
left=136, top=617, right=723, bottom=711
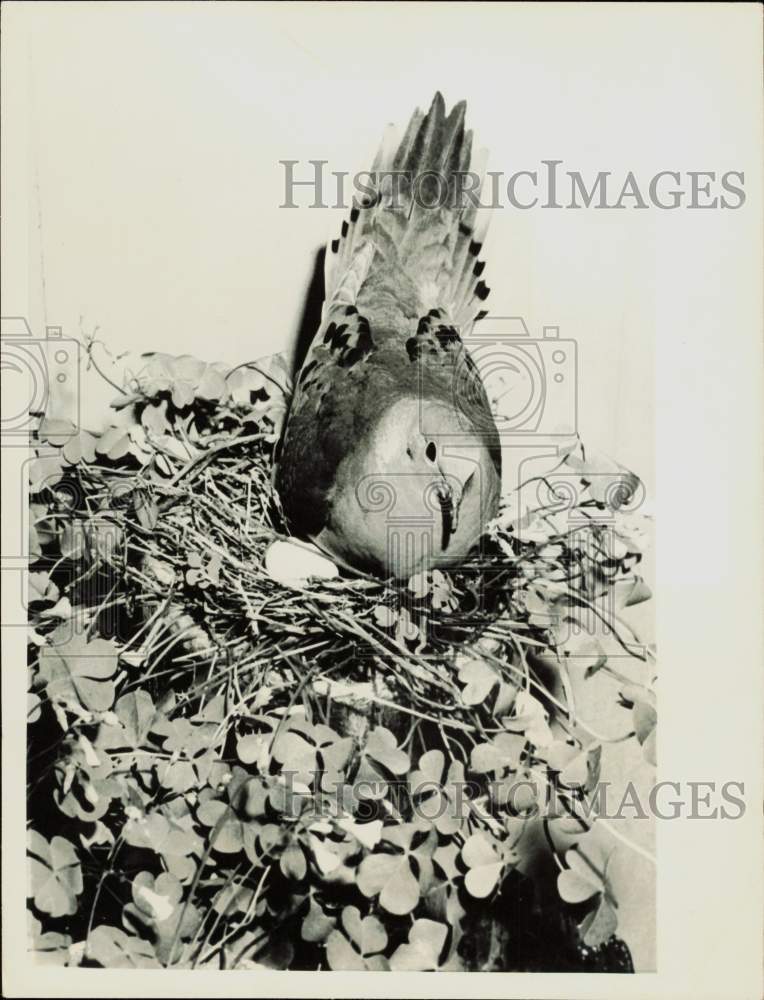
left=315, top=397, right=501, bottom=578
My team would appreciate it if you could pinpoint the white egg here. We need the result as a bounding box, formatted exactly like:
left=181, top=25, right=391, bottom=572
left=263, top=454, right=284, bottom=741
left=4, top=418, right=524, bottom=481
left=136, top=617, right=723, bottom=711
left=264, top=538, right=339, bottom=589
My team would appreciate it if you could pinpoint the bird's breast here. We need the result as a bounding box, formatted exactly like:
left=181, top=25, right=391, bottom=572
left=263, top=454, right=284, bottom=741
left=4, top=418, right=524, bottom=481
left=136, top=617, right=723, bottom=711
left=313, top=398, right=501, bottom=578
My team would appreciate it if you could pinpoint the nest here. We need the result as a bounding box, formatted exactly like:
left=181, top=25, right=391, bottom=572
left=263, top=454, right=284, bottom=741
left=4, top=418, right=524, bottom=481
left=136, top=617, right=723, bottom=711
left=32, top=350, right=647, bottom=720
left=26, top=347, right=654, bottom=971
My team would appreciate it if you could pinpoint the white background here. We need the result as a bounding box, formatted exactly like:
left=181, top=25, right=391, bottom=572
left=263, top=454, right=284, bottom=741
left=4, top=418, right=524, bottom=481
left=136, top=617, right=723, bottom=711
left=3, top=0, right=667, bottom=494
left=2, top=3, right=763, bottom=998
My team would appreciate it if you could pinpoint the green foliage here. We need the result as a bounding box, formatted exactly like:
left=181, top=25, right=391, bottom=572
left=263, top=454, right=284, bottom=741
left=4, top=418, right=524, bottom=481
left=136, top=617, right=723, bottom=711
left=25, top=348, right=654, bottom=970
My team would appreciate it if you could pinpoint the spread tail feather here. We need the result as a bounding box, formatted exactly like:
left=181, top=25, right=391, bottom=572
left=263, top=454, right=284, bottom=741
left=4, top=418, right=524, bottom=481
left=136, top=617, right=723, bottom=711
left=324, top=92, right=491, bottom=333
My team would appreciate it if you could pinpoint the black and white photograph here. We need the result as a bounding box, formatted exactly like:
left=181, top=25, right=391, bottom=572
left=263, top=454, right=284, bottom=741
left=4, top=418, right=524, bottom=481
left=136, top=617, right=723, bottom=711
left=1, top=2, right=762, bottom=997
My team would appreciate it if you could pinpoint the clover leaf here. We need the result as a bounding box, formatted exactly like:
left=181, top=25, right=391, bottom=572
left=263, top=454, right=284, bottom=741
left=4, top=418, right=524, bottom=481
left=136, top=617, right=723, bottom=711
left=271, top=722, right=320, bottom=785
left=212, top=880, right=265, bottom=920
left=424, top=841, right=465, bottom=927
left=408, top=750, right=466, bottom=835
left=27, top=831, right=83, bottom=918
left=470, top=732, right=525, bottom=775
left=390, top=918, right=461, bottom=971
left=505, top=690, right=554, bottom=749
left=28, top=571, right=59, bottom=606
left=300, top=896, right=336, bottom=944
left=27, top=913, right=72, bottom=966
left=557, top=847, right=606, bottom=903
left=336, top=816, right=383, bottom=851
left=86, top=926, right=160, bottom=968
left=408, top=571, right=431, bottom=599
left=430, top=570, right=458, bottom=611
left=37, top=417, right=77, bottom=447
left=28, top=690, right=42, bottom=724
left=354, top=727, right=409, bottom=799
left=456, top=654, right=499, bottom=706
left=372, top=604, right=397, bottom=629
left=545, top=740, right=602, bottom=791
left=395, top=606, right=420, bottom=644
left=196, top=367, right=228, bottom=402
left=141, top=399, right=171, bottom=437
left=357, top=822, right=436, bottom=915
left=196, top=799, right=246, bottom=854
left=280, top=841, right=308, bottom=881
left=155, top=716, right=214, bottom=756
left=29, top=453, right=66, bottom=492
left=97, top=689, right=160, bottom=752
left=39, top=630, right=119, bottom=712
left=125, top=870, right=202, bottom=963
left=95, top=425, right=133, bottom=462
left=61, top=430, right=98, bottom=465
left=578, top=893, right=618, bottom=948
left=557, top=844, right=618, bottom=947
left=615, top=575, right=652, bottom=610
left=461, top=832, right=508, bottom=899
left=355, top=849, right=422, bottom=913
left=131, top=870, right=183, bottom=922
left=237, top=733, right=271, bottom=769
left=325, top=905, right=388, bottom=971
left=620, top=684, right=657, bottom=765
left=122, top=808, right=202, bottom=865
left=54, top=738, right=122, bottom=824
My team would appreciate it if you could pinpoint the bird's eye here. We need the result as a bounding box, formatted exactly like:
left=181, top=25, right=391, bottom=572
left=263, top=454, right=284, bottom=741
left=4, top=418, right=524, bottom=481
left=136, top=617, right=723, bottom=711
left=406, top=446, right=413, bottom=459
left=425, top=441, right=437, bottom=463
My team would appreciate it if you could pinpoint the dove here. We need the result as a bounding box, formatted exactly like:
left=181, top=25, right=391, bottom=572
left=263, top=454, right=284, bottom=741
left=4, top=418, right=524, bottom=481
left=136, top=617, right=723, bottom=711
left=275, top=92, right=501, bottom=578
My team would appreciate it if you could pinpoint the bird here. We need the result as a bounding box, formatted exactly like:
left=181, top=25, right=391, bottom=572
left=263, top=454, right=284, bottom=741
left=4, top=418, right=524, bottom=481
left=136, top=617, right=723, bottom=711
left=275, top=92, right=501, bottom=579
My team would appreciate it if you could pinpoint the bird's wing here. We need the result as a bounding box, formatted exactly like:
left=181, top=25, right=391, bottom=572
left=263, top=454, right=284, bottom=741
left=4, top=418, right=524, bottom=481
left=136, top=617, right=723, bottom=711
left=323, top=92, right=492, bottom=338
left=275, top=303, right=382, bottom=536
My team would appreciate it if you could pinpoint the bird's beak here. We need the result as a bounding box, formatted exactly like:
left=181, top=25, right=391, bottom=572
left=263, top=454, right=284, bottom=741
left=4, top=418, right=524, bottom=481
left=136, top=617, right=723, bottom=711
left=435, top=454, right=479, bottom=550
left=438, top=479, right=459, bottom=550
left=429, top=446, right=481, bottom=550
left=436, top=480, right=458, bottom=549
left=436, top=470, right=473, bottom=548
